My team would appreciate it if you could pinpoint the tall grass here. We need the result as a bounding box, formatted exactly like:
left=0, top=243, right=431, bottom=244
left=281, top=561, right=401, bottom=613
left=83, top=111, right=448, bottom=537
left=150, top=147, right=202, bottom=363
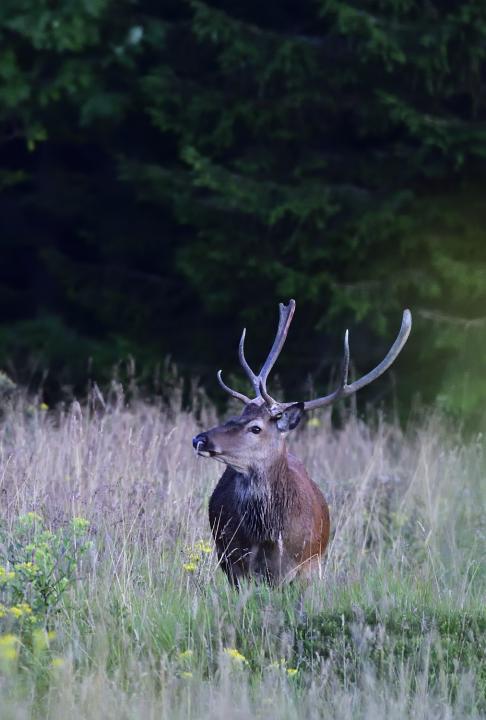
left=0, top=388, right=485, bottom=719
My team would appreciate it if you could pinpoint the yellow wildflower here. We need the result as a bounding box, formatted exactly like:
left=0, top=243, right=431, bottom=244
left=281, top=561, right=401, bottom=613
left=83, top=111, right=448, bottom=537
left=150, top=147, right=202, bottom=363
left=223, top=648, right=248, bottom=664
left=0, top=634, right=18, bottom=646
left=194, top=540, right=213, bottom=554
left=0, top=566, right=15, bottom=582
left=39, top=403, right=49, bottom=411
left=71, top=517, right=89, bottom=532
left=8, top=603, right=33, bottom=618
left=0, top=634, right=19, bottom=662
left=307, top=417, right=321, bottom=428
left=183, top=562, right=197, bottom=572
left=1, top=648, right=18, bottom=662
left=178, top=649, right=193, bottom=661
left=268, top=658, right=298, bottom=676
left=15, top=561, right=37, bottom=576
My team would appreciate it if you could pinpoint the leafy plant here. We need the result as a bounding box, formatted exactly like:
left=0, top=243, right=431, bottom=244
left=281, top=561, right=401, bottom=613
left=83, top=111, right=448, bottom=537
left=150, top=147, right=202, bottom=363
left=0, top=513, right=91, bottom=631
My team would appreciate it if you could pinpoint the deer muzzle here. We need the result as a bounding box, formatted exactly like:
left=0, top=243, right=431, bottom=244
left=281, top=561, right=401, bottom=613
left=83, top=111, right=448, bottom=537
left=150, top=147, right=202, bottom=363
left=192, top=432, right=222, bottom=458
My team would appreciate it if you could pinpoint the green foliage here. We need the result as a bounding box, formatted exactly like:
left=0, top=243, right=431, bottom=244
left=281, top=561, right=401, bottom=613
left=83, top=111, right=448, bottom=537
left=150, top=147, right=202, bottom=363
left=298, top=606, right=486, bottom=697
left=0, top=0, right=485, bottom=422
left=0, top=513, right=91, bottom=628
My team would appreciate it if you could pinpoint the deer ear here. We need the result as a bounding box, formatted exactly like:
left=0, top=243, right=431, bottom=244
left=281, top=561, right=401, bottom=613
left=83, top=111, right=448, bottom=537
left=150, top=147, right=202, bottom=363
left=276, top=403, right=304, bottom=432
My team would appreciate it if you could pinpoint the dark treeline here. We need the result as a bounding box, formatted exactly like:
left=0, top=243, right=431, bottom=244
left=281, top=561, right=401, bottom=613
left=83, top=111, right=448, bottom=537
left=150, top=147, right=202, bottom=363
left=0, top=1, right=485, bottom=423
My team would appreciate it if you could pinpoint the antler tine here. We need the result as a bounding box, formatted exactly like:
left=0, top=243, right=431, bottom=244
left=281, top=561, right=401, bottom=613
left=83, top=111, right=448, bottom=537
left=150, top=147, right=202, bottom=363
left=238, top=328, right=260, bottom=394
left=258, top=299, right=296, bottom=395
left=217, top=370, right=252, bottom=405
left=258, top=379, right=277, bottom=409
left=344, top=309, right=411, bottom=395
left=296, top=329, right=350, bottom=411
left=234, top=300, right=297, bottom=407
left=303, top=309, right=412, bottom=412
left=217, top=302, right=297, bottom=407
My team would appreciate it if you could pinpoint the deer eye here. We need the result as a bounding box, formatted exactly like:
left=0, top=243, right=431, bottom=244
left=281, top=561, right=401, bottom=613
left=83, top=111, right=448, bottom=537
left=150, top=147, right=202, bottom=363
left=249, top=426, right=262, bottom=434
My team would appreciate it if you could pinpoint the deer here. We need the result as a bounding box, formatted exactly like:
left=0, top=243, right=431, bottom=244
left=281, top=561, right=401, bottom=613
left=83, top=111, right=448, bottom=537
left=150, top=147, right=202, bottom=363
left=193, top=300, right=412, bottom=587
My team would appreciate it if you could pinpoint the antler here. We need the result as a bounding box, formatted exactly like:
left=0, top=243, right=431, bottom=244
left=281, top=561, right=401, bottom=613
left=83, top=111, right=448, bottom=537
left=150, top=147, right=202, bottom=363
left=217, top=300, right=296, bottom=406
left=217, top=302, right=412, bottom=413
left=216, top=369, right=252, bottom=405
left=302, top=309, right=412, bottom=411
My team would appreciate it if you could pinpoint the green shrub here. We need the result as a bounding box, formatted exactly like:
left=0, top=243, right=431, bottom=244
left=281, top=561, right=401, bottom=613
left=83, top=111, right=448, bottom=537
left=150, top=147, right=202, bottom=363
left=0, top=513, right=91, bottom=631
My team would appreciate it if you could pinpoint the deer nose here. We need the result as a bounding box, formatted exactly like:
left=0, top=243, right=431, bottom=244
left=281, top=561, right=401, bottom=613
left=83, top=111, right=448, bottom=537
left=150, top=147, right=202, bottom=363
left=192, top=432, right=208, bottom=450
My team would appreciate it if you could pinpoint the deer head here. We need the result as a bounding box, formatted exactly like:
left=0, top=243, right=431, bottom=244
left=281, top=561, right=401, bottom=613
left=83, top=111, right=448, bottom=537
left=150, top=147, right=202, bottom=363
left=193, top=300, right=412, bottom=471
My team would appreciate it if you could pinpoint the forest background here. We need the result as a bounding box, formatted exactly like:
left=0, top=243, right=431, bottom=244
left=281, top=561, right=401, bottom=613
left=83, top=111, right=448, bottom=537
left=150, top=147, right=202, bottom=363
left=0, top=0, right=485, bottom=426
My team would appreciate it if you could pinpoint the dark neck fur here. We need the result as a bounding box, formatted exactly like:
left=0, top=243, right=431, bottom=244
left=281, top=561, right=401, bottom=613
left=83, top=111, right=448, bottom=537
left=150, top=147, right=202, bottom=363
left=235, top=451, right=294, bottom=542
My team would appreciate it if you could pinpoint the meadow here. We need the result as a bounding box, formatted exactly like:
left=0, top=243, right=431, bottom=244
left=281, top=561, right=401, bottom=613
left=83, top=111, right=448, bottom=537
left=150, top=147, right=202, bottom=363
left=0, top=384, right=485, bottom=719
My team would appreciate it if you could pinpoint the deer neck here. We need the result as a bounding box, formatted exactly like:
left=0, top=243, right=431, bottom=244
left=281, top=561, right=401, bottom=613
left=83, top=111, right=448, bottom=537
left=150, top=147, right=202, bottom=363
left=234, top=446, right=292, bottom=542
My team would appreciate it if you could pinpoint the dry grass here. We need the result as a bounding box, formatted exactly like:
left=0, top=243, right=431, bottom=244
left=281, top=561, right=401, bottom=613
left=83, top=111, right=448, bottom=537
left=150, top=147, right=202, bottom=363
left=0, top=387, right=485, bottom=719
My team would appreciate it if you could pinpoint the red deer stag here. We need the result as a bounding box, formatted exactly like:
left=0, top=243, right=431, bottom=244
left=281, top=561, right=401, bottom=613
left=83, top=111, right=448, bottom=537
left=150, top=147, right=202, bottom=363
left=193, top=301, right=411, bottom=586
